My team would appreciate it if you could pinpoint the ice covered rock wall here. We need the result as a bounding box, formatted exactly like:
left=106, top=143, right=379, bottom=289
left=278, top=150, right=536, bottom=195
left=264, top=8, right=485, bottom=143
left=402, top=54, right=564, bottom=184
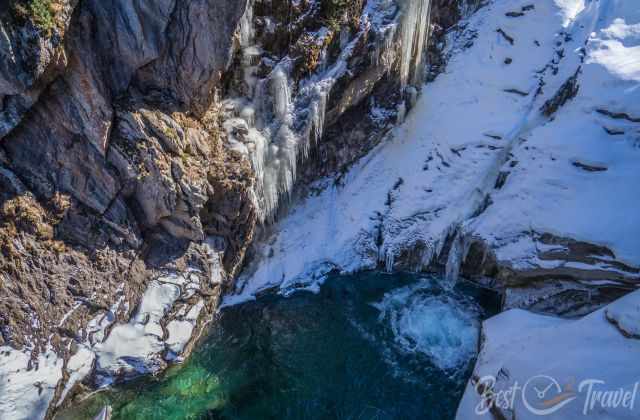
left=223, top=0, right=439, bottom=222
left=229, top=0, right=640, bottom=317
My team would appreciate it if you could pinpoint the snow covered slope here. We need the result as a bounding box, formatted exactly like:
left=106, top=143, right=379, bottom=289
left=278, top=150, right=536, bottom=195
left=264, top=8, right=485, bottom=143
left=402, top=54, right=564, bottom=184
left=228, top=0, right=640, bottom=307
left=456, top=289, right=640, bottom=419
left=467, top=0, right=640, bottom=296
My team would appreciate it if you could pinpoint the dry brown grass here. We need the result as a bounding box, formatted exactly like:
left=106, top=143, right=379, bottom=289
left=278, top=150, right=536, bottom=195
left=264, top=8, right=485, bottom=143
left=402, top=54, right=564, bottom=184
left=1, top=195, right=53, bottom=238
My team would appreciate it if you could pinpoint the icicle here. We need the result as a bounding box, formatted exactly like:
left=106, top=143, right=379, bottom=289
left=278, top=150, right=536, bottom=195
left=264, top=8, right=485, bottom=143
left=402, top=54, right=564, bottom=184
left=271, top=67, right=291, bottom=123
left=372, top=25, right=398, bottom=73
left=444, top=231, right=471, bottom=287
left=383, top=26, right=398, bottom=72
left=399, top=0, right=432, bottom=89
left=240, top=106, right=255, bottom=126
left=242, top=47, right=262, bottom=97
left=415, top=243, right=435, bottom=272
left=238, top=0, right=255, bottom=48
left=396, top=101, right=407, bottom=124
left=312, top=88, right=328, bottom=146
left=318, top=48, right=328, bottom=74
left=445, top=238, right=462, bottom=287
left=253, top=78, right=268, bottom=128
left=406, top=86, right=419, bottom=108
left=385, top=247, right=395, bottom=273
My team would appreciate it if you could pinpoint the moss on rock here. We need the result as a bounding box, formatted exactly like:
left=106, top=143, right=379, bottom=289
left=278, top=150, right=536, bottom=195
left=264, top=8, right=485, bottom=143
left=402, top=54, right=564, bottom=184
left=11, top=0, right=61, bottom=34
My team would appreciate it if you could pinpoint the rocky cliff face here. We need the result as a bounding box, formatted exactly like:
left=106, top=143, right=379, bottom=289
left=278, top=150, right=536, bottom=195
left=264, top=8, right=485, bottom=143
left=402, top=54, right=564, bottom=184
left=0, top=0, right=469, bottom=418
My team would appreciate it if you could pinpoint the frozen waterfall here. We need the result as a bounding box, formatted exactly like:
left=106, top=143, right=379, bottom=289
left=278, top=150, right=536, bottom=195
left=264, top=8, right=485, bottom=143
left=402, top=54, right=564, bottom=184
left=225, top=0, right=433, bottom=223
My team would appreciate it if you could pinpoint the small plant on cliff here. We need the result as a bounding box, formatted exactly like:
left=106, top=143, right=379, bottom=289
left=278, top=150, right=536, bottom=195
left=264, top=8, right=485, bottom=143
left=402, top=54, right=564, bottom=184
left=1, top=195, right=53, bottom=240
left=11, top=0, right=58, bottom=34
left=322, top=0, right=349, bottom=30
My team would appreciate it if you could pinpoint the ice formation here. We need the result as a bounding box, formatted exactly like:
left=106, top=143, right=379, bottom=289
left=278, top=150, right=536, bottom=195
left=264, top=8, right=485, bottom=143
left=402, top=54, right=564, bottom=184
left=224, top=42, right=331, bottom=221
left=228, top=0, right=640, bottom=307
left=399, top=0, right=432, bottom=89
left=225, top=0, right=433, bottom=222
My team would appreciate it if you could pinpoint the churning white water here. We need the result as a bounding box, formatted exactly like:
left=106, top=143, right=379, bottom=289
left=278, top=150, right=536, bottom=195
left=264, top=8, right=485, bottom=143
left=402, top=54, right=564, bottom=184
left=373, top=280, right=480, bottom=371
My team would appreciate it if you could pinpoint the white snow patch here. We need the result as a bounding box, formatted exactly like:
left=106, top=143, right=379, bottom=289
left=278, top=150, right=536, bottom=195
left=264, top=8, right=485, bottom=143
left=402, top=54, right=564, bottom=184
left=93, top=273, right=191, bottom=381
left=56, top=346, right=95, bottom=407
left=606, top=291, right=640, bottom=338
left=554, top=0, right=586, bottom=26
left=456, top=289, right=640, bottom=419
left=0, top=346, right=63, bottom=420
left=166, top=300, right=206, bottom=357
left=589, top=19, right=640, bottom=82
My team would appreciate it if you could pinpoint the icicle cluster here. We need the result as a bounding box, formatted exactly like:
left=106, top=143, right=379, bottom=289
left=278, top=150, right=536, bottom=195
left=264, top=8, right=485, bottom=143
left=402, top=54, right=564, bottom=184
left=372, top=25, right=398, bottom=72
left=224, top=1, right=333, bottom=222
left=225, top=0, right=432, bottom=223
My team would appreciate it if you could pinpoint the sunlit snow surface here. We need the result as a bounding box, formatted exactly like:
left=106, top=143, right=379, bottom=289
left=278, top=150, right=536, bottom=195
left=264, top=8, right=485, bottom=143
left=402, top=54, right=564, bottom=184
left=229, top=0, right=640, bottom=305
left=0, top=345, right=64, bottom=420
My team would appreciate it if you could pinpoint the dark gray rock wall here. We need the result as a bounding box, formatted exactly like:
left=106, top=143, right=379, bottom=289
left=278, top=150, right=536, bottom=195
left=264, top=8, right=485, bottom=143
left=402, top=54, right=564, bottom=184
left=0, top=0, right=255, bottom=366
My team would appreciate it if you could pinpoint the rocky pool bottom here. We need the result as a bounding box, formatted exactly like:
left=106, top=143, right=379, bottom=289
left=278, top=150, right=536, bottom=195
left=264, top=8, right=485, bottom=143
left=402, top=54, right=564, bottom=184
left=56, top=273, right=500, bottom=420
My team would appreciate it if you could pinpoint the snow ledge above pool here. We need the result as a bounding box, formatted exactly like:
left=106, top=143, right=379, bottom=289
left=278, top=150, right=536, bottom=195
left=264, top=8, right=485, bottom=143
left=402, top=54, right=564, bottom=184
left=456, top=289, right=640, bottom=419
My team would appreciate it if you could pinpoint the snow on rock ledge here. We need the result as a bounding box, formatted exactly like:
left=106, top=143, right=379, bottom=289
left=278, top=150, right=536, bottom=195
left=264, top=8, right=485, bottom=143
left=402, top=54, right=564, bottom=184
left=90, top=246, right=225, bottom=386
left=606, top=295, right=640, bottom=339
left=0, top=346, right=64, bottom=420
left=93, top=272, right=203, bottom=385
left=0, top=243, right=225, bottom=419
left=456, top=289, right=640, bottom=420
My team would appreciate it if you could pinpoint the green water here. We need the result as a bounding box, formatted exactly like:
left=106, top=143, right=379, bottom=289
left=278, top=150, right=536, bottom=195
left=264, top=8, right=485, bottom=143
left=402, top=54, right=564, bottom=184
left=57, top=272, right=499, bottom=420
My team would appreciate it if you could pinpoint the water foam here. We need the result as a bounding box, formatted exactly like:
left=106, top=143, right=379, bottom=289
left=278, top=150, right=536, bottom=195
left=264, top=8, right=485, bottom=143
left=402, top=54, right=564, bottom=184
left=373, top=280, right=480, bottom=371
